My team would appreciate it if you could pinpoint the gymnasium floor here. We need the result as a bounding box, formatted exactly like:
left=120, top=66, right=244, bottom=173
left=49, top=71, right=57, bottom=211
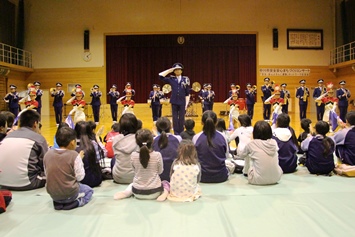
left=1, top=103, right=355, bottom=237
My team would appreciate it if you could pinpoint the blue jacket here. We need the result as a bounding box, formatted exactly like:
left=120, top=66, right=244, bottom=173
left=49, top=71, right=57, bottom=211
left=245, top=90, right=256, bottom=105
left=159, top=75, right=190, bottom=106
left=296, top=87, right=309, bottom=105
left=336, top=88, right=350, bottom=107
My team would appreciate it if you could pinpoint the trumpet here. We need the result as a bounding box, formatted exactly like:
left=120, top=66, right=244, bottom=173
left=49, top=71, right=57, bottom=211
left=236, top=85, right=240, bottom=90
left=50, top=88, right=56, bottom=93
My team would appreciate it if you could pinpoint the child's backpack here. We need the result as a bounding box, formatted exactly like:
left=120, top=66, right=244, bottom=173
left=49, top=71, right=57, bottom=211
left=105, top=131, right=120, bottom=158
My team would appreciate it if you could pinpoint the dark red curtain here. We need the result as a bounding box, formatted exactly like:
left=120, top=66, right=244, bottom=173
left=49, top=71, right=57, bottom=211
left=106, top=34, right=256, bottom=103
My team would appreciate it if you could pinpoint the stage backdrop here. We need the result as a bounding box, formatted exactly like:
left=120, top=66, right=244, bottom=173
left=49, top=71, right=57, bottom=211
left=106, top=34, right=256, bottom=103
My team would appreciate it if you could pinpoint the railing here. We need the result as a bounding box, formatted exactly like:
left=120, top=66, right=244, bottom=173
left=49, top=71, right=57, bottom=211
left=0, top=42, right=32, bottom=68
left=330, top=41, right=355, bottom=65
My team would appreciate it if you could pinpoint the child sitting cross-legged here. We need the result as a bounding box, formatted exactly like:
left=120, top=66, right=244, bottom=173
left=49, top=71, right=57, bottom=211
left=168, top=140, right=202, bottom=202
left=44, top=127, right=94, bottom=210
left=114, top=129, right=170, bottom=201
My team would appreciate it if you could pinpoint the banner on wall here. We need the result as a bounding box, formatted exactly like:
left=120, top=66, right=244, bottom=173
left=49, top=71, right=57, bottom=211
left=259, top=68, right=310, bottom=76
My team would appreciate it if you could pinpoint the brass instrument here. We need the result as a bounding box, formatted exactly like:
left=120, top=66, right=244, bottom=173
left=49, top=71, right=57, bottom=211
left=303, top=88, right=309, bottom=102
left=252, top=85, right=257, bottom=93
left=162, top=84, right=172, bottom=94
left=50, top=88, right=56, bottom=93
left=191, top=82, right=201, bottom=92
left=271, top=81, right=275, bottom=85
left=236, top=85, right=240, bottom=90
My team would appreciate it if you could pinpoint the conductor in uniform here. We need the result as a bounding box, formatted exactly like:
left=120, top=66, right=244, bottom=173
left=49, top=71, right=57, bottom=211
left=159, top=63, right=190, bottom=135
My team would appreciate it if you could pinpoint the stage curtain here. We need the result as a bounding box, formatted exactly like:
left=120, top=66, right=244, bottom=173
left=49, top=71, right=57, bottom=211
left=106, top=34, right=256, bottom=103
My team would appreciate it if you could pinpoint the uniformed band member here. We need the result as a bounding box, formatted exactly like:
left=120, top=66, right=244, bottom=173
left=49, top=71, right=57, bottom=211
left=313, top=79, right=327, bottom=121
left=51, top=82, right=65, bottom=126
left=149, top=84, right=164, bottom=122
left=228, top=83, right=240, bottom=97
left=4, top=84, right=20, bottom=117
left=296, top=79, right=309, bottom=120
left=245, top=83, right=256, bottom=119
left=159, top=62, right=190, bottom=135
left=122, top=82, right=135, bottom=97
left=199, top=83, right=207, bottom=113
left=280, top=83, right=290, bottom=114
left=261, top=77, right=274, bottom=120
left=107, top=84, right=120, bottom=123
left=201, top=83, right=215, bottom=112
left=337, top=80, right=351, bottom=122
left=34, top=81, right=43, bottom=115
left=90, top=84, right=102, bottom=125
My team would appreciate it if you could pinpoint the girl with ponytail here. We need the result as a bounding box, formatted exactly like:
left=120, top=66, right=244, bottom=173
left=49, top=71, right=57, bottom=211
left=152, top=117, right=181, bottom=182
left=193, top=111, right=235, bottom=183
left=114, top=129, right=170, bottom=201
left=301, top=121, right=335, bottom=175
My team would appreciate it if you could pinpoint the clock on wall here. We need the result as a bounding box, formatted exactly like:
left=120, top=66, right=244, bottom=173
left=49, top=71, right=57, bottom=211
left=83, top=51, right=92, bottom=62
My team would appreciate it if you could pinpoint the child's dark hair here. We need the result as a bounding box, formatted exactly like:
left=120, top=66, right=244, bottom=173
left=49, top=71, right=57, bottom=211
left=0, top=111, right=15, bottom=128
left=19, top=110, right=40, bottom=128
left=315, top=121, right=334, bottom=157
left=111, top=123, right=120, bottom=132
left=300, top=118, right=312, bottom=133
left=135, top=129, right=153, bottom=168
left=119, top=113, right=138, bottom=136
left=276, top=113, right=298, bottom=146
left=156, top=117, right=171, bottom=149
left=202, top=110, right=217, bottom=147
left=184, top=119, right=195, bottom=130
left=216, top=118, right=226, bottom=132
left=176, top=139, right=198, bottom=165
left=238, top=114, right=252, bottom=127
left=253, top=120, right=272, bottom=140
left=137, top=119, right=143, bottom=130
left=0, top=113, right=6, bottom=128
left=75, top=121, right=101, bottom=174
left=346, top=111, right=355, bottom=126
left=56, top=127, right=76, bottom=147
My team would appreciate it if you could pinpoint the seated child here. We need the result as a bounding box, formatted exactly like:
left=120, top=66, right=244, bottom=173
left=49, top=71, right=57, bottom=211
left=332, top=111, right=355, bottom=165
left=240, top=120, right=283, bottom=185
left=229, top=114, right=253, bottom=159
left=0, top=113, right=8, bottom=142
left=272, top=113, right=299, bottom=173
left=44, top=127, right=93, bottom=210
left=114, top=129, right=170, bottom=201
left=301, top=121, right=335, bottom=175
left=168, top=140, right=202, bottom=202
left=180, top=119, right=196, bottom=140
left=297, top=118, right=312, bottom=165
left=104, top=123, right=120, bottom=158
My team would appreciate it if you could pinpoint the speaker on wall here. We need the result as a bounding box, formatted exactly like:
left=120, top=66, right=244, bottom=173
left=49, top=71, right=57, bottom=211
left=273, top=28, right=278, bottom=48
left=84, top=30, right=90, bottom=50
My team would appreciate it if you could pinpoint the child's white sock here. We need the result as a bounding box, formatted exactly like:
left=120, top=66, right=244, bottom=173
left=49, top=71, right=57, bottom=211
left=113, top=184, right=133, bottom=200
left=156, top=189, right=169, bottom=202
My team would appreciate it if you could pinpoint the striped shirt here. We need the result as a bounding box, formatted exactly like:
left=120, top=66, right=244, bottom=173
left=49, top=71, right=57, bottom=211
left=131, top=151, right=163, bottom=191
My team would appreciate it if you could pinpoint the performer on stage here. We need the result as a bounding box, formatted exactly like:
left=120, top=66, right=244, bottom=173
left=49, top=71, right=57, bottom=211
left=245, top=83, right=256, bottom=119
left=337, top=80, right=351, bottom=122
left=157, top=85, right=164, bottom=118
left=280, top=83, right=290, bottom=114
left=264, top=85, right=284, bottom=125
left=199, top=84, right=207, bottom=113
left=51, top=82, right=65, bottom=126
left=122, top=82, right=135, bottom=97
left=228, top=83, right=240, bottom=97
left=66, top=90, right=86, bottom=124
left=71, top=84, right=85, bottom=98
left=108, top=84, right=120, bottom=123
left=117, top=91, right=135, bottom=115
left=315, top=82, right=338, bottom=131
left=159, top=63, right=190, bottom=135
left=149, top=84, right=164, bottom=122
left=201, top=83, right=215, bottom=112
left=224, top=92, right=244, bottom=130
left=313, top=79, right=327, bottom=121
left=90, top=84, right=102, bottom=125
left=296, top=79, right=309, bottom=120
left=261, top=77, right=274, bottom=120
left=34, top=81, right=43, bottom=116
left=4, top=84, right=20, bottom=118
left=23, top=91, right=39, bottom=110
